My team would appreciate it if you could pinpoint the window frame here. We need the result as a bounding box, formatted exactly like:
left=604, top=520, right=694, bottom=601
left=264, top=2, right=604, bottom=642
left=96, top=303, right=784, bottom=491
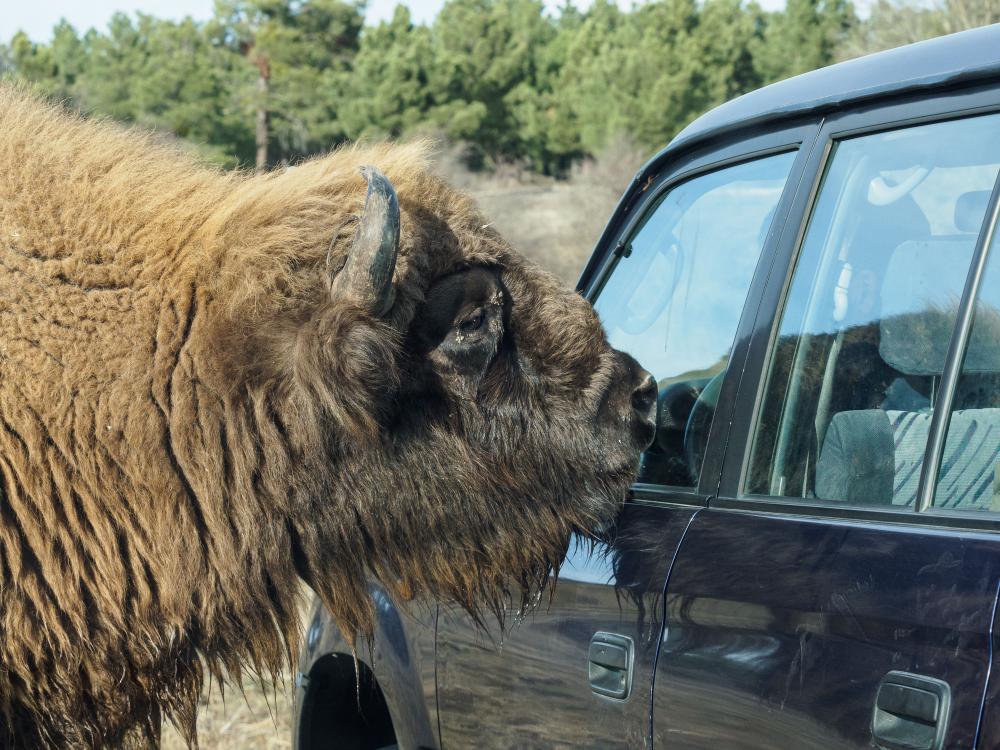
left=580, top=119, right=820, bottom=505
left=718, top=78, right=1000, bottom=531
left=919, top=168, right=1000, bottom=515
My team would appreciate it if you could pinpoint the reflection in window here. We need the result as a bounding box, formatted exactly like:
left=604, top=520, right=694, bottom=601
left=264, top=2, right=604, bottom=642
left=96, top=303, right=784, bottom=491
left=748, top=113, right=1000, bottom=507
left=595, top=152, right=795, bottom=487
left=932, top=238, right=1000, bottom=511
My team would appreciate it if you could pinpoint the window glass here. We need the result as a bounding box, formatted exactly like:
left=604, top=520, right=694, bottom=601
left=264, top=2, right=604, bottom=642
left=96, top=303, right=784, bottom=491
left=748, top=113, right=1000, bottom=506
left=595, top=152, right=795, bottom=487
left=932, top=219, right=1000, bottom=511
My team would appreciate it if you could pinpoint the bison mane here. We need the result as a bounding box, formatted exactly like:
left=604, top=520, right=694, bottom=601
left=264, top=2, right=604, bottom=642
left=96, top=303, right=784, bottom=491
left=0, top=84, right=640, bottom=748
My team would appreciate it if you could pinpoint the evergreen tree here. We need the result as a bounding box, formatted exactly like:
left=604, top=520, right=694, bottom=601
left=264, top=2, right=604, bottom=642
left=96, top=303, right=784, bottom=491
left=73, top=13, right=152, bottom=121
left=752, top=0, right=856, bottom=83
left=4, top=22, right=85, bottom=99
left=338, top=6, right=436, bottom=140
left=551, top=0, right=628, bottom=155
left=1, top=0, right=898, bottom=174
left=426, top=0, right=556, bottom=167
left=129, top=17, right=252, bottom=165
left=210, top=0, right=364, bottom=168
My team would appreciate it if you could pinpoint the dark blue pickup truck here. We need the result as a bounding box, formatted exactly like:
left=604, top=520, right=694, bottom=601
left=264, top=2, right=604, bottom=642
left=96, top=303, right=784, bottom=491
left=293, top=24, right=1000, bottom=750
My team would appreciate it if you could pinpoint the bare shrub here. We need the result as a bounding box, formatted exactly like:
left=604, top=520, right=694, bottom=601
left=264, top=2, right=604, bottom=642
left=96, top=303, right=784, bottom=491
left=839, top=0, right=1000, bottom=61
left=429, top=135, right=650, bottom=285
left=570, top=134, right=649, bottom=198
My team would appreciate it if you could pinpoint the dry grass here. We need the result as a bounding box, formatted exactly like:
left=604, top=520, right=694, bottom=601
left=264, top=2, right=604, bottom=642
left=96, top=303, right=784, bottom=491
left=437, top=138, right=648, bottom=284
left=161, top=674, right=293, bottom=750
left=159, top=137, right=646, bottom=749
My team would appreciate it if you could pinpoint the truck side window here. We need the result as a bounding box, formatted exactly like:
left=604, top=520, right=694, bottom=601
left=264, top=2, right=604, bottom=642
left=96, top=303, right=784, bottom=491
left=748, top=113, right=1000, bottom=507
left=595, top=152, right=794, bottom=488
left=932, top=221, right=1000, bottom=511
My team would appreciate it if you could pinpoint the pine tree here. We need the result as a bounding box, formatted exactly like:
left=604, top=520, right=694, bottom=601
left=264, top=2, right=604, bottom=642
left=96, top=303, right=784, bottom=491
left=339, top=6, right=436, bottom=140
left=752, top=0, right=856, bottom=83
left=210, top=0, right=364, bottom=169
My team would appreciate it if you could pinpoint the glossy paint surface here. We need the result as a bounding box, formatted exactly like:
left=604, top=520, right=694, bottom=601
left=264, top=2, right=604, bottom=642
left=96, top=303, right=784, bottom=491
left=436, top=502, right=695, bottom=748
left=653, top=510, right=1000, bottom=748
left=966, top=578, right=1000, bottom=747
left=295, top=588, right=439, bottom=750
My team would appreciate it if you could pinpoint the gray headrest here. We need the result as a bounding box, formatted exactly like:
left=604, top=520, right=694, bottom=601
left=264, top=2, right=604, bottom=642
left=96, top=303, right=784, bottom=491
left=955, top=190, right=991, bottom=233
left=879, top=238, right=1000, bottom=375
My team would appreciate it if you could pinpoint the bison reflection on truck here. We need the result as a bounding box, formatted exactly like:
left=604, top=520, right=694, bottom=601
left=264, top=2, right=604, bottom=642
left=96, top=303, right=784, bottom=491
left=0, top=85, right=656, bottom=748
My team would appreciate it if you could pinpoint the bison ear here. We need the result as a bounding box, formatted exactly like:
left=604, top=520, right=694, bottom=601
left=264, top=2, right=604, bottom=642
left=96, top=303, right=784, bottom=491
left=330, top=165, right=400, bottom=317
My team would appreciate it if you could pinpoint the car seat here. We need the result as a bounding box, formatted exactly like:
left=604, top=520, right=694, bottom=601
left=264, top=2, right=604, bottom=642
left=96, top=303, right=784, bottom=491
left=815, top=190, right=1000, bottom=509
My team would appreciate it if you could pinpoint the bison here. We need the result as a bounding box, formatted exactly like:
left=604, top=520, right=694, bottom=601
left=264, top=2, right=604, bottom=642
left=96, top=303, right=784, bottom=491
left=0, top=84, right=657, bottom=748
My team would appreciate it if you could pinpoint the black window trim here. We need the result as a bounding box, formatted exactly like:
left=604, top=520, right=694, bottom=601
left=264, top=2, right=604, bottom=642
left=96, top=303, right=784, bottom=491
left=720, top=80, right=1000, bottom=532
left=694, top=499, right=1000, bottom=535
left=581, top=119, right=821, bottom=504
left=585, top=139, right=805, bottom=304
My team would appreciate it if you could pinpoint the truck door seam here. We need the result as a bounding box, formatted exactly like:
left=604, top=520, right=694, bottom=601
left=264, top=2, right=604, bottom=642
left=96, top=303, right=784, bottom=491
left=973, top=576, right=1000, bottom=748
left=647, top=506, right=703, bottom=748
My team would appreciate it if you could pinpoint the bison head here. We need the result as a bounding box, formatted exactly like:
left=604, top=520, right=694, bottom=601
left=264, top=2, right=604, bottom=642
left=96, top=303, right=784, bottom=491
left=214, top=146, right=656, bottom=639
left=0, top=89, right=660, bottom=747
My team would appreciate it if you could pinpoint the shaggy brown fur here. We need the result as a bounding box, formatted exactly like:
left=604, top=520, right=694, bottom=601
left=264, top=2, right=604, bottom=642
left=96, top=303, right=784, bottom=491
left=0, top=84, right=654, bottom=748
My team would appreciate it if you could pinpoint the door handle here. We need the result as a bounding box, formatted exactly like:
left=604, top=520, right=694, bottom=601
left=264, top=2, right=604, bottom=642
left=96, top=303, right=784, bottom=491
left=588, top=632, right=633, bottom=700
left=872, top=671, right=951, bottom=750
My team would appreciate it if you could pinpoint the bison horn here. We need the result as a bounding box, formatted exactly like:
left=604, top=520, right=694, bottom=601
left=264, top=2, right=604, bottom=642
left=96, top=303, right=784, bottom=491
left=331, top=165, right=400, bottom=316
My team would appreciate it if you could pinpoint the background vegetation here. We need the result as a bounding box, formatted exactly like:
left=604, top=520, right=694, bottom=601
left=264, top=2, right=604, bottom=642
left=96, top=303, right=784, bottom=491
left=5, top=0, right=996, bottom=175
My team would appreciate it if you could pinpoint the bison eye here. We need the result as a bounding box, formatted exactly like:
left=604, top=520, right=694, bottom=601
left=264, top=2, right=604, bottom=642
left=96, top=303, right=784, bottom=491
left=458, top=307, right=486, bottom=334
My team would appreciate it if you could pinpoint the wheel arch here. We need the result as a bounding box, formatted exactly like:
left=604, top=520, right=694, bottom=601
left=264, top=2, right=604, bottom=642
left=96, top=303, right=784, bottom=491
left=296, top=651, right=397, bottom=750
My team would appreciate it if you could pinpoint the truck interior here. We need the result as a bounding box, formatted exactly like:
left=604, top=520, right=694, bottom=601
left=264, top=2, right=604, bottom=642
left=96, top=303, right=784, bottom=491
left=750, top=114, right=1000, bottom=509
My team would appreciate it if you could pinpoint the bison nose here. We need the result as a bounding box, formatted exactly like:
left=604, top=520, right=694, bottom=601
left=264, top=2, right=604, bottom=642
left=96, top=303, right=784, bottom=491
left=631, top=372, right=657, bottom=422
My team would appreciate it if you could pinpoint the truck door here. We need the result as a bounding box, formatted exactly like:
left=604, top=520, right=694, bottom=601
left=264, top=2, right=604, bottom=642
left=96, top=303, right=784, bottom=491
left=653, top=100, right=1000, bottom=750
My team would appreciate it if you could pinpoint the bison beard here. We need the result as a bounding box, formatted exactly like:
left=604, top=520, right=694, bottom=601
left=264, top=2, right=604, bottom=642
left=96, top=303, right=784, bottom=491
left=0, top=85, right=654, bottom=748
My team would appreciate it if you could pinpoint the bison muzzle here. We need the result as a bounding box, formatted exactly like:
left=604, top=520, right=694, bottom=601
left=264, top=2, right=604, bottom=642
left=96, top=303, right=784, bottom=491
left=0, top=84, right=656, bottom=748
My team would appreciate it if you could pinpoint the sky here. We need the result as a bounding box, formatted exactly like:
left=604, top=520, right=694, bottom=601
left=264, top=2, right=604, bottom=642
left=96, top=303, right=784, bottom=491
left=5, top=0, right=790, bottom=42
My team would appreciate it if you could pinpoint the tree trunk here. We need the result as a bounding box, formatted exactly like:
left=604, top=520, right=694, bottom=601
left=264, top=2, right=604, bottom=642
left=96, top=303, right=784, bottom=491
left=255, top=55, right=270, bottom=172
